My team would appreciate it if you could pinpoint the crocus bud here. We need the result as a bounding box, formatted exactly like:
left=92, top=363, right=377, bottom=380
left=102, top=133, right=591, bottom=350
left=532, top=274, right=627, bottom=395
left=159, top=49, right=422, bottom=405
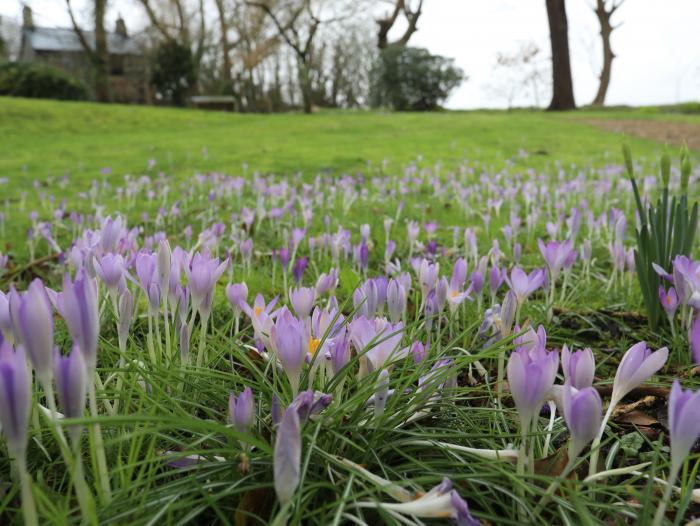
left=14, top=279, right=53, bottom=383
left=289, top=287, right=316, bottom=319
left=561, top=345, right=595, bottom=389
left=226, top=283, right=249, bottom=314
left=411, top=341, right=426, bottom=364
left=690, top=314, right=700, bottom=365
left=118, top=289, right=134, bottom=349
left=622, top=143, right=633, bottom=177
left=660, top=149, right=671, bottom=188
left=386, top=279, right=406, bottom=324
left=274, top=406, right=301, bottom=504
left=270, top=308, right=306, bottom=395
left=157, top=239, right=172, bottom=293
left=500, top=290, right=517, bottom=337
left=507, top=347, right=559, bottom=431
left=60, top=270, right=99, bottom=373
left=0, top=346, right=31, bottom=457
left=659, top=286, right=679, bottom=317
left=669, top=380, right=700, bottom=474
left=0, top=291, right=12, bottom=343
left=329, top=337, right=350, bottom=376
left=611, top=342, right=668, bottom=406
left=562, top=383, right=602, bottom=459
left=93, top=253, right=126, bottom=295
left=229, top=387, right=255, bottom=434
left=54, top=346, right=87, bottom=443
left=681, top=151, right=691, bottom=193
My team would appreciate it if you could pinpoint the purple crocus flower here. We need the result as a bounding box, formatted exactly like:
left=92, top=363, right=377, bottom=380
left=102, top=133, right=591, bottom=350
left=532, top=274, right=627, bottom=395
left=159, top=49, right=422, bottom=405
left=489, top=266, right=506, bottom=297
left=658, top=286, right=679, bottom=318
left=270, top=308, right=307, bottom=394
left=506, top=267, right=545, bottom=306
left=185, top=252, right=228, bottom=319
left=54, top=346, right=87, bottom=443
left=292, top=256, right=308, bottom=284
left=329, top=336, right=351, bottom=376
left=315, top=269, right=338, bottom=296
left=690, top=314, right=700, bottom=365
left=561, top=345, right=595, bottom=389
left=538, top=239, right=574, bottom=284
left=367, top=477, right=479, bottom=525
left=386, top=279, right=406, bottom=323
left=59, top=269, right=99, bottom=371
left=135, top=251, right=158, bottom=293
left=669, top=380, right=700, bottom=474
left=93, top=253, right=126, bottom=295
left=0, top=291, right=12, bottom=342
left=0, top=346, right=31, bottom=456
left=226, top=282, right=249, bottom=314
left=229, top=387, right=255, bottom=434
left=418, top=259, right=439, bottom=297
left=507, top=346, right=559, bottom=430
left=349, top=316, right=406, bottom=374
left=411, top=341, right=427, bottom=363
left=278, top=247, right=291, bottom=269
left=562, top=383, right=602, bottom=458
left=610, top=341, right=668, bottom=406
left=289, top=287, right=316, bottom=319
left=274, top=406, right=301, bottom=504
left=12, top=279, right=53, bottom=383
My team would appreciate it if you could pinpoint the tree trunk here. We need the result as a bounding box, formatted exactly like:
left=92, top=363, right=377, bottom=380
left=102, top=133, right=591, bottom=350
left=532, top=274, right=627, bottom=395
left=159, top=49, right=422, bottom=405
left=93, top=0, right=110, bottom=102
left=298, top=59, right=312, bottom=114
left=545, top=0, right=575, bottom=110
left=592, top=0, right=615, bottom=106
left=215, top=0, right=233, bottom=87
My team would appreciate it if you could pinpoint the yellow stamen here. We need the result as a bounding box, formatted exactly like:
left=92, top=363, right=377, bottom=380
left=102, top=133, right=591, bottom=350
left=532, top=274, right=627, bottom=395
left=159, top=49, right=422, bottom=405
left=450, top=290, right=459, bottom=298
left=308, top=338, right=321, bottom=356
left=254, top=306, right=262, bottom=317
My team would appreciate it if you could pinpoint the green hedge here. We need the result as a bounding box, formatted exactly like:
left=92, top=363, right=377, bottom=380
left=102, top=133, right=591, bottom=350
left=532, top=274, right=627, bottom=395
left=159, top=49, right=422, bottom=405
left=0, top=62, right=88, bottom=101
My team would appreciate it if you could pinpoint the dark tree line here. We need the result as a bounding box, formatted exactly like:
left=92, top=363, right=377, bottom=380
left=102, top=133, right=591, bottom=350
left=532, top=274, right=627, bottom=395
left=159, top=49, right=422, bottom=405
left=6, top=0, right=627, bottom=110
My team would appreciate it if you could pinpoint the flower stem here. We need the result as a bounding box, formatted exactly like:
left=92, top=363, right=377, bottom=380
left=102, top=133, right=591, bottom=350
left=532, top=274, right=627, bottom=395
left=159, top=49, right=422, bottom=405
left=17, top=455, right=38, bottom=526
left=195, top=314, right=209, bottom=368
left=652, top=465, right=680, bottom=526
left=588, top=401, right=616, bottom=478
left=88, top=378, right=112, bottom=503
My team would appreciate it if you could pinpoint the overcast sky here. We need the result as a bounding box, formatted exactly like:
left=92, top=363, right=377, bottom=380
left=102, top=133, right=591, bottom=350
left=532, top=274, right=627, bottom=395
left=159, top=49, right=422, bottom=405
left=2, top=0, right=699, bottom=109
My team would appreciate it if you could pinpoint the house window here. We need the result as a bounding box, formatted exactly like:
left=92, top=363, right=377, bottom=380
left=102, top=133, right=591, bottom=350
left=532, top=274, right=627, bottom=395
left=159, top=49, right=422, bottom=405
left=111, top=55, right=124, bottom=76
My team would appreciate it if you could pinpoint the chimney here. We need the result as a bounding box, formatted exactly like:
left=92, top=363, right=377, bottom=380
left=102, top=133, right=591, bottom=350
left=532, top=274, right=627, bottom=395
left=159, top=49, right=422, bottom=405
left=22, top=5, right=33, bottom=30
left=115, top=16, right=127, bottom=38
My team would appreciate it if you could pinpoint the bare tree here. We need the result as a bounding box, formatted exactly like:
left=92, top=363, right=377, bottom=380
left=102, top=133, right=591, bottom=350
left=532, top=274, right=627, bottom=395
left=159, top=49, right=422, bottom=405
left=545, top=0, right=575, bottom=110
left=214, top=0, right=239, bottom=86
left=138, top=0, right=208, bottom=84
left=591, top=0, right=623, bottom=106
left=246, top=0, right=350, bottom=113
left=376, top=0, right=423, bottom=50
left=487, top=41, right=550, bottom=109
left=65, top=0, right=110, bottom=102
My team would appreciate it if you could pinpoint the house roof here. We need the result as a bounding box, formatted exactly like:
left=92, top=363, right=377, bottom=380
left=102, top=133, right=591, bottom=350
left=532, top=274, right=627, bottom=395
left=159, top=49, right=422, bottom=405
left=24, top=26, right=140, bottom=55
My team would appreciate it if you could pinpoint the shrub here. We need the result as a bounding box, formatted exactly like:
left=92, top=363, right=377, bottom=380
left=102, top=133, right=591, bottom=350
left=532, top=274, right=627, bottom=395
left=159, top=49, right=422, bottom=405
left=0, top=61, right=88, bottom=100
left=150, top=41, right=196, bottom=107
left=370, top=45, right=464, bottom=111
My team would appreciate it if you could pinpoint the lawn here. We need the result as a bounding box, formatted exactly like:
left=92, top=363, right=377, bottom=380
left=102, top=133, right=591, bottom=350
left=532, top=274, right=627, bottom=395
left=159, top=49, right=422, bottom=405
left=1, top=97, right=693, bottom=189
left=0, top=97, right=699, bottom=525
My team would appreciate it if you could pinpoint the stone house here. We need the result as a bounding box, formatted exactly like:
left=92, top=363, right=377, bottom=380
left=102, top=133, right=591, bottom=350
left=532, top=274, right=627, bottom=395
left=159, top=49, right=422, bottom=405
left=18, top=6, right=148, bottom=103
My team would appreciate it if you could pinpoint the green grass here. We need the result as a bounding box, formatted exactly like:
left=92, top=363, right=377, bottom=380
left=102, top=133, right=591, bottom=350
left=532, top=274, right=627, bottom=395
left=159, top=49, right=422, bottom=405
left=2, top=96, right=696, bottom=193
left=0, top=97, right=699, bottom=525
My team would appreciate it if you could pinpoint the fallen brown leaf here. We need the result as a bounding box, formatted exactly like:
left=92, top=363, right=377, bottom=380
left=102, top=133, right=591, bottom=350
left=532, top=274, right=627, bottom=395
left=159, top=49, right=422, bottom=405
left=534, top=447, right=570, bottom=477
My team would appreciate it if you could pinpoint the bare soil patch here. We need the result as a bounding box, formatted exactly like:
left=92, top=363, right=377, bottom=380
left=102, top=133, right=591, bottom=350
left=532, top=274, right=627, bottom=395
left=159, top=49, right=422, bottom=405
left=583, top=118, right=700, bottom=150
